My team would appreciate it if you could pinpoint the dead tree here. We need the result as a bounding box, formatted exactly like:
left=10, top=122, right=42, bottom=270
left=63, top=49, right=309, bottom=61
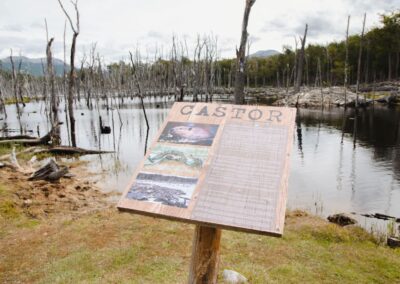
left=356, top=13, right=366, bottom=108
left=57, top=0, right=80, bottom=147
left=9, top=50, right=21, bottom=117
left=234, top=0, right=256, bottom=105
left=129, top=51, right=149, bottom=131
left=0, top=77, right=7, bottom=118
left=45, top=19, right=60, bottom=145
left=344, top=15, right=350, bottom=107
left=294, top=24, right=308, bottom=93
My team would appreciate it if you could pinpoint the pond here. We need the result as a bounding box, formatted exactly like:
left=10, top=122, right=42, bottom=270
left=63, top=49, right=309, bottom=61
left=1, top=97, right=400, bottom=234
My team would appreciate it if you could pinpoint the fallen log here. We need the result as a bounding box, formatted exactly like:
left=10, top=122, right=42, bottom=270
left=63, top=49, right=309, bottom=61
left=28, top=159, right=69, bottom=182
left=37, top=146, right=114, bottom=156
left=0, top=127, right=57, bottom=146
left=0, top=135, right=37, bottom=141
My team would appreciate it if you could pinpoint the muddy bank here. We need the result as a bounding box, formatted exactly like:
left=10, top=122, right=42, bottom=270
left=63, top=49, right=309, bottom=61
left=0, top=160, right=114, bottom=219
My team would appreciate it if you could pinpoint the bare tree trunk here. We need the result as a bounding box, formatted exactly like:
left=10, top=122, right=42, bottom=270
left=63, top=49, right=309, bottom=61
left=63, top=19, right=71, bottom=146
left=318, top=58, right=324, bottom=105
left=364, top=38, right=370, bottom=84
left=45, top=20, right=60, bottom=145
left=294, top=24, right=308, bottom=93
left=0, top=87, right=6, bottom=118
left=344, top=15, right=350, bottom=107
left=57, top=0, right=80, bottom=147
left=234, top=0, right=256, bottom=105
left=9, top=50, right=21, bottom=117
left=355, top=13, right=366, bottom=108
left=47, top=38, right=60, bottom=144
left=129, top=51, right=149, bottom=131
left=69, top=32, right=78, bottom=146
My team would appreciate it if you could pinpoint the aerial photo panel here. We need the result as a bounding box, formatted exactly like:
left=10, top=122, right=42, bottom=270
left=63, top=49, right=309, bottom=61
left=126, top=172, right=198, bottom=208
left=158, top=122, right=219, bottom=146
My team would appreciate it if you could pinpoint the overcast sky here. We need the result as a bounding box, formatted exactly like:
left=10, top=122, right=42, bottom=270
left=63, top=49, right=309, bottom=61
left=0, top=0, right=397, bottom=63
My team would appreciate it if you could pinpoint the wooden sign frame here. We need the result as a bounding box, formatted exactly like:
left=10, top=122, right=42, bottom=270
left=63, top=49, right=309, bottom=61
left=118, top=102, right=296, bottom=237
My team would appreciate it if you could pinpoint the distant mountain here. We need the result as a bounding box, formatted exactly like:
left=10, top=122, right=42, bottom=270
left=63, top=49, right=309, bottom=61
left=249, top=49, right=280, bottom=58
left=0, top=56, right=68, bottom=76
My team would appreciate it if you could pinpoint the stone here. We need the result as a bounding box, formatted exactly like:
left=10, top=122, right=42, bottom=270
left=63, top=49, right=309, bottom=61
left=223, top=269, right=248, bottom=284
left=327, top=213, right=357, bottom=226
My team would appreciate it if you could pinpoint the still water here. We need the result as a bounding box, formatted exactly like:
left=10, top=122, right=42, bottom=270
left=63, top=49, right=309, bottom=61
left=1, top=97, right=400, bottom=231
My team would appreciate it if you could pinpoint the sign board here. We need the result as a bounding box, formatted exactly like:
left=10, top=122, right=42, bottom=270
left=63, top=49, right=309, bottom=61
left=118, top=102, right=296, bottom=236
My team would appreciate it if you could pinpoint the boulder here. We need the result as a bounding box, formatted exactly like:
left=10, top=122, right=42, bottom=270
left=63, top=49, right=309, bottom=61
left=327, top=213, right=357, bottom=226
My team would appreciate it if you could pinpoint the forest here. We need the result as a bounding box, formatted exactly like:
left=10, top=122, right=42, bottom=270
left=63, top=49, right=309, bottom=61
left=0, top=10, right=399, bottom=109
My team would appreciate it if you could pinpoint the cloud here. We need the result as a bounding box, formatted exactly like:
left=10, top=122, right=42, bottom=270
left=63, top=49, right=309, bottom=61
left=349, top=0, right=398, bottom=14
left=1, top=24, right=23, bottom=32
left=30, top=20, right=45, bottom=30
left=261, top=12, right=343, bottom=39
left=146, top=31, right=165, bottom=40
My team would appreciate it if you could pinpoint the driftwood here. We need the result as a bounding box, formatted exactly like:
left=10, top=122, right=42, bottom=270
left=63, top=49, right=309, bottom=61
left=28, top=159, right=69, bottom=181
left=0, top=135, right=37, bottom=141
left=38, top=146, right=114, bottom=156
left=387, top=237, right=400, bottom=248
left=0, top=127, right=57, bottom=146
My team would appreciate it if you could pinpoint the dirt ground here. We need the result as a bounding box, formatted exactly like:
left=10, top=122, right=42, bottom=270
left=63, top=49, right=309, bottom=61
left=0, top=159, right=115, bottom=220
left=1, top=158, right=400, bottom=283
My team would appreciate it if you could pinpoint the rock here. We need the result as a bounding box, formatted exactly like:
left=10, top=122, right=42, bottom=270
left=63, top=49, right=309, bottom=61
left=327, top=213, right=357, bottom=226
left=387, top=237, right=400, bottom=248
left=223, top=269, right=248, bottom=284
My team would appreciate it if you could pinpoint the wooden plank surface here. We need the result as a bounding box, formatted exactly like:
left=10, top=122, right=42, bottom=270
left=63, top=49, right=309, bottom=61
left=117, top=102, right=296, bottom=236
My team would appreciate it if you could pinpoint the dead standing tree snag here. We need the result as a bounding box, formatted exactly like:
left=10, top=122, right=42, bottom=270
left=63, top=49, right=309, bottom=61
left=234, top=0, right=256, bottom=105
left=344, top=15, right=351, bottom=107
left=45, top=19, right=61, bottom=145
left=129, top=51, right=149, bottom=131
left=57, top=0, right=80, bottom=147
left=356, top=13, right=366, bottom=108
left=294, top=24, right=308, bottom=95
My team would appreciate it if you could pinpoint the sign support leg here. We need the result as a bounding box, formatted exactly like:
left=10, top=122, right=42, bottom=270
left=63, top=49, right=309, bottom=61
left=188, top=225, right=222, bottom=284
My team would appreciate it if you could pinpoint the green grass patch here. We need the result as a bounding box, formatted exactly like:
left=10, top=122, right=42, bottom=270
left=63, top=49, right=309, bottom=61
left=4, top=96, right=31, bottom=105
left=0, top=200, right=19, bottom=219
left=1, top=210, right=400, bottom=283
left=0, top=144, right=26, bottom=156
left=363, top=92, right=389, bottom=100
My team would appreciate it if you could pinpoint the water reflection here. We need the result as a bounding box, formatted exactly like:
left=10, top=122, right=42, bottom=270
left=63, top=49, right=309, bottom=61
left=290, top=107, right=400, bottom=221
left=1, top=100, right=400, bottom=223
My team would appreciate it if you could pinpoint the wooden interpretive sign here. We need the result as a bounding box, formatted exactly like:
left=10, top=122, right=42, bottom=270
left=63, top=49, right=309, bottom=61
left=118, top=102, right=296, bottom=236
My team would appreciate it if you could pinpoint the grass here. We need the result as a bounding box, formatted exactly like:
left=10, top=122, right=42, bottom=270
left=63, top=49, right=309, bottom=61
left=0, top=181, right=41, bottom=239
left=0, top=143, right=53, bottom=161
left=0, top=207, right=399, bottom=283
left=363, top=92, right=389, bottom=100
left=4, top=96, right=32, bottom=105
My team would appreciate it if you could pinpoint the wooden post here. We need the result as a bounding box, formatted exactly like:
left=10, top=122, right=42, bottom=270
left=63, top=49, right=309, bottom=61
left=188, top=225, right=222, bottom=284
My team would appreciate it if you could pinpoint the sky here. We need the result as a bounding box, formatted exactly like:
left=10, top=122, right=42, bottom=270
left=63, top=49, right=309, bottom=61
left=0, top=0, right=398, bottom=63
